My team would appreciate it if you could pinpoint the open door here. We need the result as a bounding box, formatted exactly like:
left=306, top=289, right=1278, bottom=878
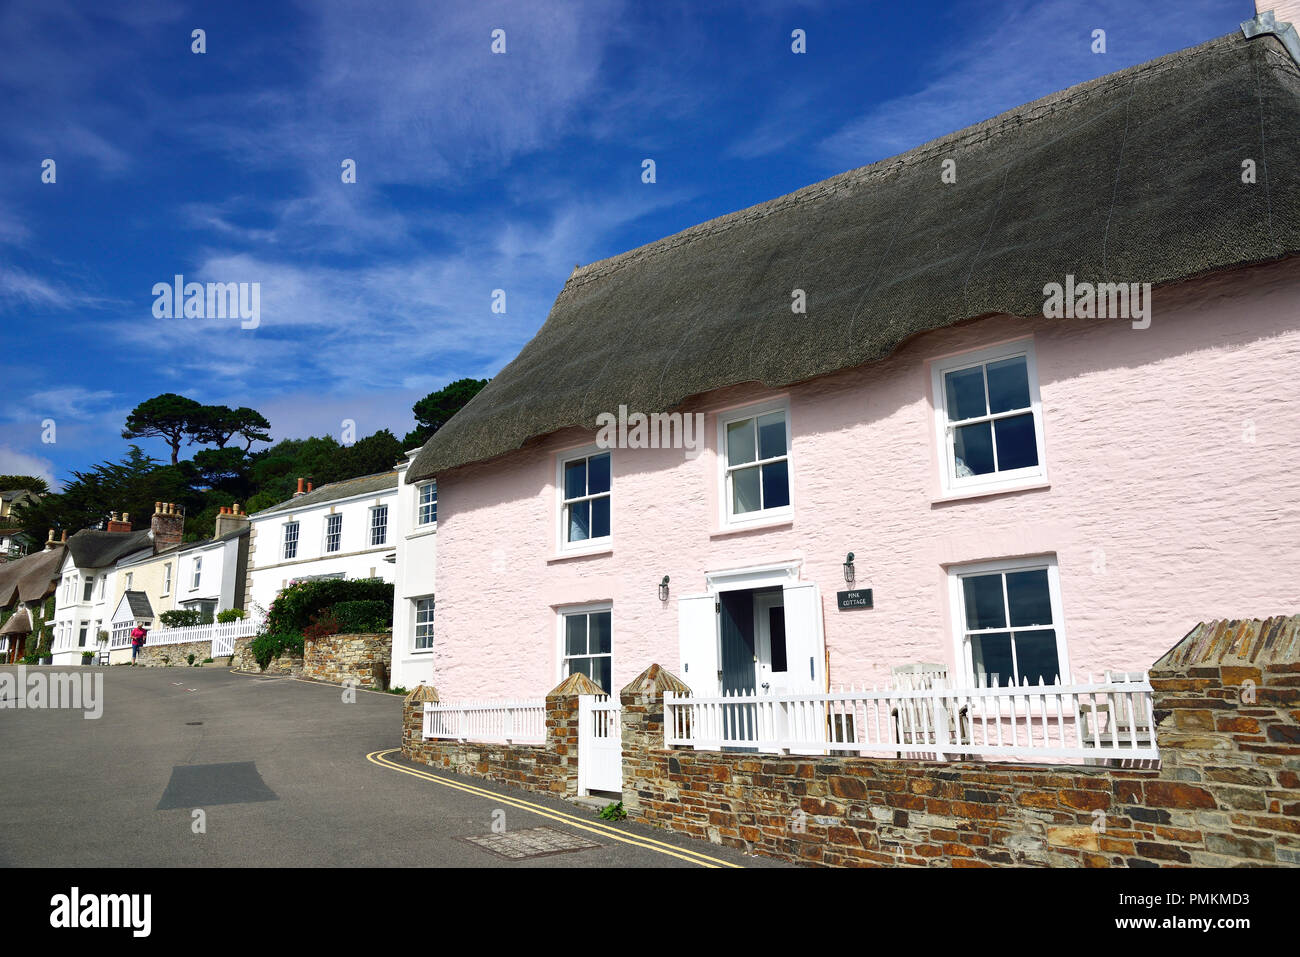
left=780, top=582, right=826, bottom=693
left=677, top=594, right=719, bottom=696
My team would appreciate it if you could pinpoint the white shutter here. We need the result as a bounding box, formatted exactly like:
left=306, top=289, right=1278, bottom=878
left=677, top=594, right=719, bottom=696
left=781, top=582, right=827, bottom=693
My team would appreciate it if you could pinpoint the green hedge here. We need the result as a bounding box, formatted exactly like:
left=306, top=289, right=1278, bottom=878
left=265, top=578, right=393, bottom=634
left=161, top=609, right=202, bottom=628
left=250, top=632, right=305, bottom=670
left=331, top=600, right=391, bottom=633
left=216, top=608, right=247, bottom=623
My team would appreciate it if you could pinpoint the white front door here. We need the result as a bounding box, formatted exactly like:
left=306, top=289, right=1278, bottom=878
left=677, top=594, right=719, bottom=695
left=754, top=591, right=789, bottom=694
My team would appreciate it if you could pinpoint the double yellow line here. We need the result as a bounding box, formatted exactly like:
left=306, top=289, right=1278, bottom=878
left=366, top=748, right=741, bottom=868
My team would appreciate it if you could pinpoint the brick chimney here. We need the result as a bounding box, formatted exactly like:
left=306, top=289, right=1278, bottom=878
left=151, top=502, right=184, bottom=552
left=213, top=503, right=250, bottom=539
left=106, top=511, right=132, bottom=533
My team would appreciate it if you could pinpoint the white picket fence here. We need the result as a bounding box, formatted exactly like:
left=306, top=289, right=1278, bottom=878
left=578, top=695, right=622, bottom=794
left=147, top=618, right=261, bottom=657
left=423, top=698, right=547, bottom=745
left=664, top=673, right=1157, bottom=762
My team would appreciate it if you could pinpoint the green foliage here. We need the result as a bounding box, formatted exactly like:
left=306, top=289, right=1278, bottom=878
left=330, top=599, right=391, bottom=634
left=122, top=393, right=205, bottom=466
left=386, top=686, right=408, bottom=696
left=216, top=608, right=247, bottom=623
left=161, top=609, right=202, bottom=628
left=405, top=378, right=488, bottom=447
left=319, top=430, right=404, bottom=486
left=0, top=475, right=50, bottom=495
left=265, top=578, right=393, bottom=635
left=250, top=631, right=304, bottom=670
left=187, top=653, right=196, bottom=665
left=81, top=651, right=94, bottom=662
left=598, top=801, right=627, bottom=821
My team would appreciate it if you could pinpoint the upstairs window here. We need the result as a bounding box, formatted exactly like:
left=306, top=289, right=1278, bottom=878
left=560, top=449, right=610, bottom=548
left=417, top=483, right=437, bottom=526
left=191, top=557, right=202, bottom=590
left=370, top=505, right=388, bottom=547
left=283, top=522, right=299, bottom=560
left=82, top=577, right=94, bottom=601
left=162, top=563, right=172, bottom=594
left=324, top=514, right=342, bottom=553
left=721, top=404, right=791, bottom=524
left=933, top=342, right=1046, bottom=495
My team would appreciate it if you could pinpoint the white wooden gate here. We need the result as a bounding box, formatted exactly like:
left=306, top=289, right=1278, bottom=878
left=578, top=695, right=622, bottom=796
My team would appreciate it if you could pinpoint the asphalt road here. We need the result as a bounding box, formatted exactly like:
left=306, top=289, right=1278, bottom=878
left=0, top=665, right=781, bottom=868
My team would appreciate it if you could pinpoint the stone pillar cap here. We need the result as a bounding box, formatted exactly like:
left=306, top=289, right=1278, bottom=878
left=547, top=672, right=606, bottom=697
left=1155, top=615, right=1300, bottom=671
left=620, top=663, right=691, bottom=697
left=405, top=684, right=440, bottom=704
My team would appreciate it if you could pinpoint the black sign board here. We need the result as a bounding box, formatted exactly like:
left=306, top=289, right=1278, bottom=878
left=836, top=589, right=873, bottom=610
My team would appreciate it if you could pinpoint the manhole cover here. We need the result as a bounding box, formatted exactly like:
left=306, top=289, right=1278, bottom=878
left=459, top=826, right=600, bottom=861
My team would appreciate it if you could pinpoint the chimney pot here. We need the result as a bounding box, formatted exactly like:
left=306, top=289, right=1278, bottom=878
left=61, top=530, right=67, bottom=542
left=296, top=478, right=304, bottom=494
left=307, top=480, right=314, bottom=492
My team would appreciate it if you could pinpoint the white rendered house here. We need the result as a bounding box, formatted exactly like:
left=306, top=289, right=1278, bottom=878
left=246, top=472, right=399, bottom=615
left=389, top=450, right=437, bottom=690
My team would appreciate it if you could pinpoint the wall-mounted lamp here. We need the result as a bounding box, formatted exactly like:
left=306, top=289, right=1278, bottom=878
left=658, top=575, right=670, bottom=602
left=843, top=552, right=855, bottom=586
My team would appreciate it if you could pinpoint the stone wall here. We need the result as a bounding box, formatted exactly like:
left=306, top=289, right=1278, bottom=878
left=136, top=639, right=213, bottom=668
left=619, top=618, right=1300, bottom=867
left=229, top=636, right=302, bottom=675
left=401, top=672, right=599, bottom=798
left=303, top=632, right=391, bottom=688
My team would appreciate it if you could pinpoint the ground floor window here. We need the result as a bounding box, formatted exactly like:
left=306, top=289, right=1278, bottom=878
left=561, top=607, right=612, bottom=692
left=111, top=621, right=133, bottom=648
left=950, top=557, right=1067, bottom=686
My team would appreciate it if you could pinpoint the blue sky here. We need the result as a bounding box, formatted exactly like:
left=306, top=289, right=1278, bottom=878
left=0, top=0, right=1250, bottom=486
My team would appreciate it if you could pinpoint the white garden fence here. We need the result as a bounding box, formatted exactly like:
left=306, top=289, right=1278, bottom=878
left=422, top=698, right=547, bottom=745
left=664, top=673, right=1157, bottom=762
left=147, top=617, right=261, bottom=657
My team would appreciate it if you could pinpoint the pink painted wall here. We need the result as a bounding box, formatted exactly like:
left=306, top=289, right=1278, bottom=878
left=430, top=259, right=1300, bottom=699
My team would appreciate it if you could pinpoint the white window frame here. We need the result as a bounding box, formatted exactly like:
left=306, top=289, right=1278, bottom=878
left=370, top=505, right=388, bottom=547
left=946, top=555, right=1070, bottom=689
left=556, top=444, right=612, bottom=554
left=190, top=556, right=202, bottom=591
left=931, top=339, right=1048, bottom=497
left=283, top=521, right=299, bottom=561
left=717, top=400, right=794, bottom=528
left=412, top=595, right=435, bottom=652
left=323, top=513, right=342, bottom=554
left=124, top=572, right=133, bottom=591
left=417, top=482, right=437, bottom=526
left=162, top=563, right=171, bottom=595
left=556, top=602, right=614, bottom=691
left=98, top=575, right=105, bottom=600
left=82, top=576, right=94, bottom=602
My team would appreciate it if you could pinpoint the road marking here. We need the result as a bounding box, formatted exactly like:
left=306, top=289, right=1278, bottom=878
left=366, top=748, right=741, bottom=868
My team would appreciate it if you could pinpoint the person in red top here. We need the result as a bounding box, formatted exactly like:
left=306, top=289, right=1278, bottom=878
left=130, top=624, right=147, bottom=662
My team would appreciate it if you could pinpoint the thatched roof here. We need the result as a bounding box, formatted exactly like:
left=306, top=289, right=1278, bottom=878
left=0, top=608, right=31, bottom=636
left=0, top=543, right=65, bottom=607
left=409, top=31, right=1300, bottom=482
left=67, top=529, right=153, bottom=569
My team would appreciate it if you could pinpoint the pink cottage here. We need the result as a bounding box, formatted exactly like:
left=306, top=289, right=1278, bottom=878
left=405, top=29, right=1300, bottom=704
